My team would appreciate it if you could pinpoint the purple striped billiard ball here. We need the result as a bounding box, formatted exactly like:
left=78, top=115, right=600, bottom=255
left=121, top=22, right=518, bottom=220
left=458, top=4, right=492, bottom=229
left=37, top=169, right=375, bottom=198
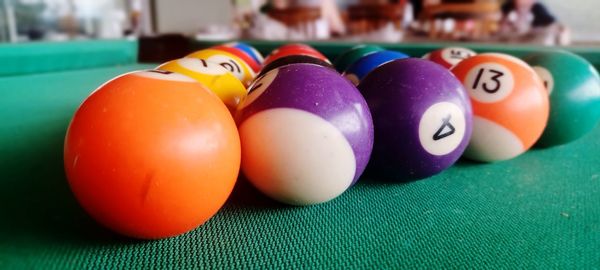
left=359, top=58, right=473, bottom=179
left=236, top=63, right=374, bottom=205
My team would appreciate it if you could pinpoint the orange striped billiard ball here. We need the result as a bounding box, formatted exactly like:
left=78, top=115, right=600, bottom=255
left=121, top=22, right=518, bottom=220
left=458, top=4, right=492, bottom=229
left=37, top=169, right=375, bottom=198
left=451, top=53, right=549, bottom=162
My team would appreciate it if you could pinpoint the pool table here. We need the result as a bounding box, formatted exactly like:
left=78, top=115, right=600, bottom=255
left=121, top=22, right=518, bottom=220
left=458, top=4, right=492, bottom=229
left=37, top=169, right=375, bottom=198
left=0, top=39, right=598, bottom=269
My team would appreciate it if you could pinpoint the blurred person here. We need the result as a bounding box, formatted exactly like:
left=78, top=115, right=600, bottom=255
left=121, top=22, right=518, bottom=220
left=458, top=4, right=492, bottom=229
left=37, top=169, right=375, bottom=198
left=409, top=0, right=423, bottom=20
left=322, top=0, right=345, bottom=35
left=273, top=0, right=344, bottom=34
left=501, top=0, right=556, bottom=34
left=247, top=0, right=344, bottom=39
left=422, top=0, right=441, bottom=6
left=354, top=0, right=416, bottom=30
left=500, top=0, right=570, bottom=45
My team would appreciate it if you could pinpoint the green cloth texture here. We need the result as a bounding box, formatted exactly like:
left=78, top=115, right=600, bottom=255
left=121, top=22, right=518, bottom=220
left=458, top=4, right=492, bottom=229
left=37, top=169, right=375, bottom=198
left=0, top=39, right=137, bottom=77
left=0, top=45, right=599, bottom=269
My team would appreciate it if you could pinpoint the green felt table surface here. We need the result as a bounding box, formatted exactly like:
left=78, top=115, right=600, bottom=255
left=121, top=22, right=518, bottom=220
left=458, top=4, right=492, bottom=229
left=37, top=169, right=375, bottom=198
left=0, top=39, right=137, bottom=77
left=0, top=41, right=599, bottom=269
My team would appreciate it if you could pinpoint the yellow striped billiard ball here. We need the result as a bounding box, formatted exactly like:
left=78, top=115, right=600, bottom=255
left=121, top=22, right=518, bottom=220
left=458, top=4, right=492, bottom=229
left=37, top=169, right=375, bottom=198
left=157, top=58, right=247, bottom=112
left=187, top=49, right=256, bottom=86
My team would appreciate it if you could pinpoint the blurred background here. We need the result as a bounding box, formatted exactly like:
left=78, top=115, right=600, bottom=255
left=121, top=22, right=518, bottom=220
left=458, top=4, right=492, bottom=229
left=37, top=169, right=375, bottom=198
left=0, top=0, right=598, bottom=46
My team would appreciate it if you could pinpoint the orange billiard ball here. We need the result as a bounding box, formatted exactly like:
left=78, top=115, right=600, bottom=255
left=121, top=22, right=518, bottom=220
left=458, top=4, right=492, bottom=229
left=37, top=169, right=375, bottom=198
left=451, top=53, right=549, bottom=162
left=64, top=70, right=241, bottom=239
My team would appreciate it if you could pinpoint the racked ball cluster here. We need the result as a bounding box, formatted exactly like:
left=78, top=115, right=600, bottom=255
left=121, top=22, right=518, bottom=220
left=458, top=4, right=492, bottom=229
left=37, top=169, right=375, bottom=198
left=64, top=42, right=600, bottom=240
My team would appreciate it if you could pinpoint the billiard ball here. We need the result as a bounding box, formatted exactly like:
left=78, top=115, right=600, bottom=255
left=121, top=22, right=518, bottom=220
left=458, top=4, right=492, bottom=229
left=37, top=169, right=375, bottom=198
left=223, top=42, right=264, bottom=64
left=257, top=54, right=334, bottom=78
left=359, top=58, right=472, bottom=179
left=157, top=58, right=247, bottom=111
left=64, top=70, right=240, bottom=239
left=333, top=44, right=384, bottom=72
left=187, top=49, right=256, bottom=86
left=212, top=45, right=261, bottom=73
left=263, top=44, right=330, bottom=66
left=524, top=50, right=600, bottom=147
left=451, top=53, right=549, bottom=162
left=236, top=64, right=374, bottom=205
left=424, top=47, right=476, bottom=69
left=343, top=50, right=409, bottom=85
left=276, top=43, right=315, bottom=51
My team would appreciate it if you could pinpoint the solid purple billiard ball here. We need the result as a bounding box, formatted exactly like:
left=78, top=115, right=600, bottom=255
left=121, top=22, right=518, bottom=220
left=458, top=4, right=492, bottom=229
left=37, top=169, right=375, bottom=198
left=236, top=63, right=374, bottom=205
left=359, top=58, right=472, bottom=179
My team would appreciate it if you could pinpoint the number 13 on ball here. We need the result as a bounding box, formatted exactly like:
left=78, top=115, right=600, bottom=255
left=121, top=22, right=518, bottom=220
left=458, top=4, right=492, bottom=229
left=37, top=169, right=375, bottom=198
left=451, top=53, right=549, bottom=162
